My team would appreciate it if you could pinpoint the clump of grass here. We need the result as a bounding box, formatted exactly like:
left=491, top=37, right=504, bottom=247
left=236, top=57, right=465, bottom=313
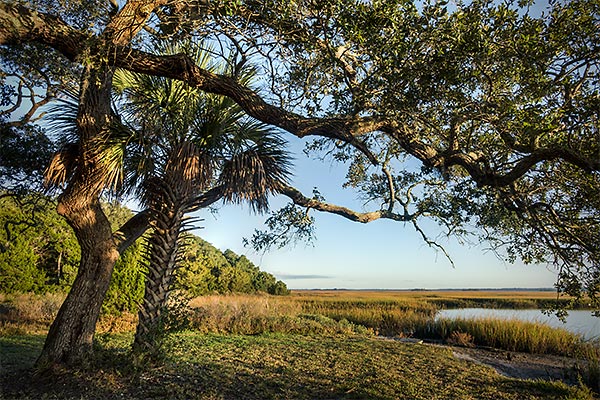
left=0, top=292, right=65, bottom=334
left=188, top=294, right=372, bottom=336
left=427, top=317, right=586, bottom=356
left=574, top=340, right=600, bottom=393
left=96, top=312, right=138, bottom=334
left=447, top=331, right=475, bottom=348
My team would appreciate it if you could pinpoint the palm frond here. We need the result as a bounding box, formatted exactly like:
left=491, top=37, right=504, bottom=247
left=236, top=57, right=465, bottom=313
left=219, top=143, right=291, bottom=213
left=43, top=88, right=79, bottom=145
left=87, top=131, right=127, bottom=194
left=164, top=141, right=214, bottom=197
left=44, top=142, right=79, bottom=189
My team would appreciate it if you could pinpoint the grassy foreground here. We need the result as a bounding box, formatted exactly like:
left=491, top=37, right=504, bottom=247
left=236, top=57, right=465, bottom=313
left=1, top=332, right=594, bottom=400
left=1, top=291, right=598, bottom=398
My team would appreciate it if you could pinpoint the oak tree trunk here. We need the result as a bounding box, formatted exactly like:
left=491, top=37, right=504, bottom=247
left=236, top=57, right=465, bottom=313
left=36, top=194, right=119, bottom=367
left=36, top=64, right=118, bottom=368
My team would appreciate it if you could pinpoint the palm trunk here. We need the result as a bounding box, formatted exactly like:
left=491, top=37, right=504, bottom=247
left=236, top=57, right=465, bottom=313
left=133, top=204, right=184, bottom=353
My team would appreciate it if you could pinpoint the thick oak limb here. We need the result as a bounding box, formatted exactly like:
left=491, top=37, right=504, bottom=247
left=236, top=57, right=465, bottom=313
left=440, top=147, right=600, bottom=188
left=110, top=49, right=382, bottom=163
left=280, top=185, right=411, bottom=224
left=0, top=3, right=87, bottom=61
left=2, top=3, right=598, bottom=188
left=113, top=209, right=151, bottom=254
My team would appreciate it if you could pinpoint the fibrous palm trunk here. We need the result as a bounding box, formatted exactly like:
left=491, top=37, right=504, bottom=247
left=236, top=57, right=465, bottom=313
left=133, top=200, right=185, bottom=353
left=133, top=142, right=209, bottom=353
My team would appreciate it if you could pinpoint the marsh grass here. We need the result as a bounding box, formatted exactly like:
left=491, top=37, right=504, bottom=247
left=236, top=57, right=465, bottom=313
left=425, top=317, right=586, bottom=356
left=292, top=290, right=585, bottom=310
left=187, top=294, right=372, bottom=335
left=300, top=302, right=435, bottom=337
left=2, top=291, right=599, bottom=395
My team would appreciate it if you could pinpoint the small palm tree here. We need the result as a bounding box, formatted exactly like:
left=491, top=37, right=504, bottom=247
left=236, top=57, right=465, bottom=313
left=112, top=42, right=291, bottom=353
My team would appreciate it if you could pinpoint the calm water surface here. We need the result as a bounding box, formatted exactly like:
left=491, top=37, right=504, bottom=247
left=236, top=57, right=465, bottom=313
left=438, top=308, right=600, bottom=341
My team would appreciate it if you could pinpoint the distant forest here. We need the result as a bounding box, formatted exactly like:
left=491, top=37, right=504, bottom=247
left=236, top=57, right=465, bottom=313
left=0, top=195, right=288, bottom=313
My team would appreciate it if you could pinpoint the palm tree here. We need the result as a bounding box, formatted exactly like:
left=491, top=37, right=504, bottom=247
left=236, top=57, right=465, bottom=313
left=112, top=42, right=291, bottom=353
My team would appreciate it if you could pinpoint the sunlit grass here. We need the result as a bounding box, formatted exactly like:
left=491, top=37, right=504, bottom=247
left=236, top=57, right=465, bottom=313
left=188, top=294, right=372, bottom=335
left=426, top=317, right=589, bottom=356
left=2, top=332, right=595, bottom=399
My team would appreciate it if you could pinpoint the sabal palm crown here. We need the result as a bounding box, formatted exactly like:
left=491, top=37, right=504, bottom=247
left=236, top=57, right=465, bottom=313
left=113, top=43, right=291, bottom=213
left=112, top=42, right=291, bottom=352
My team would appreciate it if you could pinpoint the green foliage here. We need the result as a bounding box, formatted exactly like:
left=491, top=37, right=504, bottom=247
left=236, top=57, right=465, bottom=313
left=0, top=195, right=80, bottom=293
left=0, top=196, right=288, bottom=305
left=0, top=197, right=147, bottom=313
left=175, top=235, right=289, bottom=296
left=102, top=240, right=146, bottom=315
left=0, top=236, right=45, bottom=293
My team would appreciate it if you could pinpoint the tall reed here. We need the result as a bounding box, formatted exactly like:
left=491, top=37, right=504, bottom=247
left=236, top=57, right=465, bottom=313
left=297, top=298, right=437, bottom=337
left=187, top=294, right=372, bottom=336
left=425, top=316, right=587, bottom=356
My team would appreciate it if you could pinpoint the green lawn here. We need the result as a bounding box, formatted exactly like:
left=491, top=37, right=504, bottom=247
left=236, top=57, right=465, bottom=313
left=0, top=332, right=593, bottom=399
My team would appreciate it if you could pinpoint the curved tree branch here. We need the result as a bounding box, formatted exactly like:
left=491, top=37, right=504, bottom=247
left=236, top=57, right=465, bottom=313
left=113, top=208, right=151, bottom=254
left=1, top=3, right=598, bottom=191
left=280, top=185, right=411, bottom=223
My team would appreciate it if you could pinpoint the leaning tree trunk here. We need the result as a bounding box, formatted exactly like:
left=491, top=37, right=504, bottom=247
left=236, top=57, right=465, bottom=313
left=37, top=190, right=119, bottom=367
left=36, top=65, right=118, bottom=368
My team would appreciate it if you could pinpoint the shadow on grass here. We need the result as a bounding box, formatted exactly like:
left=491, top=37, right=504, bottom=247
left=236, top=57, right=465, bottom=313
left=0, top=335, right=134, bottom=400
left=0, top=334, right=592, bottom=400
left=0, top=335, right=376, bottom=400
left=0, top=334, right=44, bottom=371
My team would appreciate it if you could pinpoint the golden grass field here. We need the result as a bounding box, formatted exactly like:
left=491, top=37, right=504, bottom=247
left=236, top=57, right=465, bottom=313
left=1, top=290, right=599, bottom=399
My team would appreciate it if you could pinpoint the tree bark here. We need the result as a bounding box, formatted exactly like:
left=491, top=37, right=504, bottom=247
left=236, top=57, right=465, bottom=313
left=37, top=192, right=119, bottom=367
left=36, top=64, right=119, bottom=368
left=133, top=204, right=183, bottom=353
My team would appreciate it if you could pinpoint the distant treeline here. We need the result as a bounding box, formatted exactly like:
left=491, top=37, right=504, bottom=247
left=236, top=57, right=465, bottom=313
left=0, top=195, right=288, bottom=314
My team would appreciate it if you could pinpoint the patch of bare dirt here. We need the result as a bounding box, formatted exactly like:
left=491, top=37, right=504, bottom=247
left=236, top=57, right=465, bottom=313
left=450, top=345, right=585, bottom=385
left=380, top=336, right=589, bottom=385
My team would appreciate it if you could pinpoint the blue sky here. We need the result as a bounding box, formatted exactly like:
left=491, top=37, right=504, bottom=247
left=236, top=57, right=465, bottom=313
left=194, top=136, right=559, bottom=290
left=191, top=0, right=559, bottom=290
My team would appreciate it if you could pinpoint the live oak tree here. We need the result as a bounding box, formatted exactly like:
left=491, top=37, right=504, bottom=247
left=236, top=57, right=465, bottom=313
left=1, top=0, right=598, bottom=367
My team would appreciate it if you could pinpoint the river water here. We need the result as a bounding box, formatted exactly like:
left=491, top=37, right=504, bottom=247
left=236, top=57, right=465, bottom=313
left=437, top=308, right=600, bottom=341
